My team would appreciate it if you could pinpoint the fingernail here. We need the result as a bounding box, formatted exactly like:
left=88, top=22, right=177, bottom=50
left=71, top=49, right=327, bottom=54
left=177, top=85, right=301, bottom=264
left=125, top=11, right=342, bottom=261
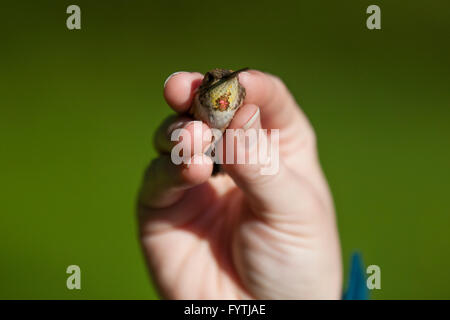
left=164, top=71, right=188, bottom=88
left=238, top=71, right=250, bottom=83
left=243, top=108, right=260, bottom=130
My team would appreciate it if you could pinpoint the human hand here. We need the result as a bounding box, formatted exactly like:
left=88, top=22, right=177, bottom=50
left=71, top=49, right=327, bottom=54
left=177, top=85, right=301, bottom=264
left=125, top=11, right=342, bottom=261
left=137, top=70, right=342, bottom=299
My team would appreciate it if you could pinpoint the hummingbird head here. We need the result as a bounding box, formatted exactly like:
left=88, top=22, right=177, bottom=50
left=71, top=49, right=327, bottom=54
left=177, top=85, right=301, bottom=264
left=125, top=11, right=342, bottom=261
left=201, top=69, right=233, bottom=88
left=198, top=68, right=248, bottom=112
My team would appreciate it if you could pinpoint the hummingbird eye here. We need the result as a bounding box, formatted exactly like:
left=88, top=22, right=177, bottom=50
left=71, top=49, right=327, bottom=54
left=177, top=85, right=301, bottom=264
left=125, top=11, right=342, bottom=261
left=205, top=73, right=214, bottom=83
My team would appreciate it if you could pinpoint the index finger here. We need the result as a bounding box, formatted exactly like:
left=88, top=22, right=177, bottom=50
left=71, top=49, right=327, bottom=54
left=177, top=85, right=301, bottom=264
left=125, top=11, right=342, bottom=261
left=163, top=71, right=203, bottom=113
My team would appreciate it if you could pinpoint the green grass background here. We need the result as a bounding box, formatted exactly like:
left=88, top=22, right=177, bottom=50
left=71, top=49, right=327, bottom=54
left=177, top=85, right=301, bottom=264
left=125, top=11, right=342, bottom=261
left=1, top=0, right=449, bottom=299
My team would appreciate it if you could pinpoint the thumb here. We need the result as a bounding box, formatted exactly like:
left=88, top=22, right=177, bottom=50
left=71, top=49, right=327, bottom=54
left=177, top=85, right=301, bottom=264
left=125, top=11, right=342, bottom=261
left=222, top=104, right=295, bottom=213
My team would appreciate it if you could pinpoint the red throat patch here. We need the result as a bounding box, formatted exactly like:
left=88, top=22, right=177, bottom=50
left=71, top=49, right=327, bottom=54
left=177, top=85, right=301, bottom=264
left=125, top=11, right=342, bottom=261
left=216, top=92, right=231, bottom=111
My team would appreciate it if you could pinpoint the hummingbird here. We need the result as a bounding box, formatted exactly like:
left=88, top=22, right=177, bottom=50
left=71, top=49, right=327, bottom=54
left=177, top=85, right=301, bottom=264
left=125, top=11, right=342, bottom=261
left=189, top=68, right=248, bottom=132
left=189, top=68, right=248, bottom=174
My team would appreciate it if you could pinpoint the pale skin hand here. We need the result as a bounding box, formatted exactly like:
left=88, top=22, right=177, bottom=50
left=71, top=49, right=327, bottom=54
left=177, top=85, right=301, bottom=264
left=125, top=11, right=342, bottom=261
left=137, top=70, right=342, bottom=299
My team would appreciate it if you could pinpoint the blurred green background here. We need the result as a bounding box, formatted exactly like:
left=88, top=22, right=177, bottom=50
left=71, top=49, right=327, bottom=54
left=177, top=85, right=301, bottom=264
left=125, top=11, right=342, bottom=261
left=1, top=0, right=449, bottom=299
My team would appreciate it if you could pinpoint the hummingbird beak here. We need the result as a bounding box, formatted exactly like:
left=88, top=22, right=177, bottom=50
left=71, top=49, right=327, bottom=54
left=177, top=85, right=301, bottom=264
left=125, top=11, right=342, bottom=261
left=205, top=67, right=249, bottom=93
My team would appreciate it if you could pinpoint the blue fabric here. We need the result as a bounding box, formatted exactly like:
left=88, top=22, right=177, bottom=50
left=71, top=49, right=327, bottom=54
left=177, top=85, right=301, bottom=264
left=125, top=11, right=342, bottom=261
left=342, top=252, right=369, bottom=300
